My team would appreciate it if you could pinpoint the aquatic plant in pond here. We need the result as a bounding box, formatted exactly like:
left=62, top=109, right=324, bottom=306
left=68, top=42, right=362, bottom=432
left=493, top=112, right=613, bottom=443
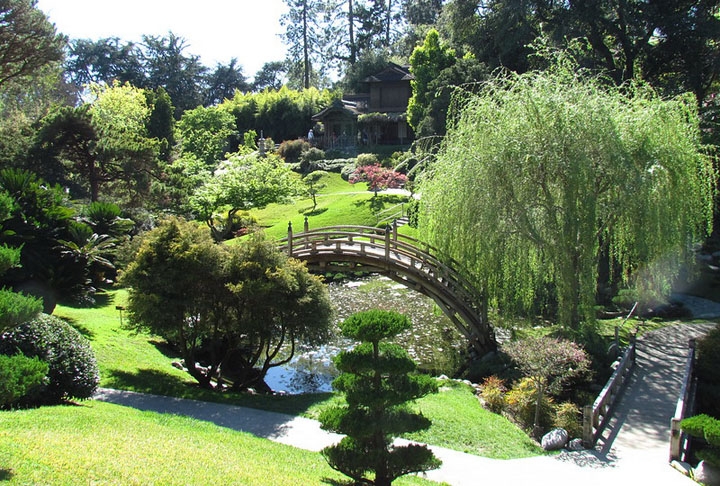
left=264, top=274, right=467, bottom=393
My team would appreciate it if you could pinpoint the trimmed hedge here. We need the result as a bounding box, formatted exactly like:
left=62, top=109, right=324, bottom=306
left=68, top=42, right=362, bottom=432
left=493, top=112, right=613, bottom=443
left=0, top=314, right=99, bottom=403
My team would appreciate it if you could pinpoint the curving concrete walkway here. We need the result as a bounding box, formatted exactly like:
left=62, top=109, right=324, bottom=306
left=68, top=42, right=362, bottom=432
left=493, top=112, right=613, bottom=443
left=95, top=309, right=719, bottom=485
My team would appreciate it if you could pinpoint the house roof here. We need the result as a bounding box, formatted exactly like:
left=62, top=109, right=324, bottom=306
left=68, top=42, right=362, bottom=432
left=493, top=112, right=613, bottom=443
left=311, top=99, right=363, bottom=121
left=362, top=63, right=413, bottom=83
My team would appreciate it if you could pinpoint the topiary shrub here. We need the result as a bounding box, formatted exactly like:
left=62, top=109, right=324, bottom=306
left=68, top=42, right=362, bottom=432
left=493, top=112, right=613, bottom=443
left=356, top=153, right=379, bottom=167
left=319, top=310, right=441, bottom=485
left=681, top=414, right=720, bottom=467
left=0, top=314, right=99, bottom=403
left=0, top=354, right=48, bottom=408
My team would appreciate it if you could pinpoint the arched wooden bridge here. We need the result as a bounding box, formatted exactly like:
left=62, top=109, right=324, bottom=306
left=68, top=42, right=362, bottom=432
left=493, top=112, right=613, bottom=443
left=278, top=220, right=497, bottom=357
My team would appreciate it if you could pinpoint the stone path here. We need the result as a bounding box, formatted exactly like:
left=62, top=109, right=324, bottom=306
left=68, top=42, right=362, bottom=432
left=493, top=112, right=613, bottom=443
left=95, top=296, right=720, bottom=485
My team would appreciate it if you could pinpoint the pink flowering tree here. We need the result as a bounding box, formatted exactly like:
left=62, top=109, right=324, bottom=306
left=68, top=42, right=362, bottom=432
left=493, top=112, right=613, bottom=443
left=502, top=335, right=591, bottom=432
left=349, top=164, right=407, bottom=195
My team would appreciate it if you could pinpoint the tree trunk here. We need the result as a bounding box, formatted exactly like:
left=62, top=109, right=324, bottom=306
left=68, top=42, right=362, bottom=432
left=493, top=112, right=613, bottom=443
left=348, top=0, right=356, bottom=65
left=302, top=0, right=310, bottom=89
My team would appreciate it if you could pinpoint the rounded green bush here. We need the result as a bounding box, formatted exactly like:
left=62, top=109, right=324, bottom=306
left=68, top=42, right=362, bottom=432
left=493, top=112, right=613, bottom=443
left=0, top=314, right=99, bottom=403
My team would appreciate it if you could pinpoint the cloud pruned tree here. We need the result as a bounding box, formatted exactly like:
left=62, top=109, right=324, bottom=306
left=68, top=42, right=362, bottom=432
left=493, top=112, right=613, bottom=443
left=319, top=309, right=441, bottom=486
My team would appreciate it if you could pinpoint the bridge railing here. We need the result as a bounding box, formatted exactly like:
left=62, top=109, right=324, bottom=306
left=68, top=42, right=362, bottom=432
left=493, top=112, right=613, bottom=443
left=669, top=338, right=698, bottom=463
left=279, top=221, right=487, bottom=329
left=582, top=337, right=636, bottom=448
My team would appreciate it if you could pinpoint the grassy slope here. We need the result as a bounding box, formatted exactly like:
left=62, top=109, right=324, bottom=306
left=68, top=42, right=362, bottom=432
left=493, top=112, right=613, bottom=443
left=0, top=401, right=429, bottom=486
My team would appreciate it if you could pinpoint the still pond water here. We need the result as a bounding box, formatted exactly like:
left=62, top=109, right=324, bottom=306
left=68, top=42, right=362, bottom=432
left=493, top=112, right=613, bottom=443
left=264, top=274, right=467, bottom=394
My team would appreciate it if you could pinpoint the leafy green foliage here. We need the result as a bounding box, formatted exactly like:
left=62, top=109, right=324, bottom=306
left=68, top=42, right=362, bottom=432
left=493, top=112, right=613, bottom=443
left=0, top=313, right=99, bottom=403
left=420, top=59, right=716, bottom=330
left=121, top=218, right=332, bottom=391
left=0, top=0, right=66, bottom=88
left=682, top=414, right=720, bottom=467
left=302, top=170, right=328, bottom=210
left=224, top=86, right=337, bottom=144
left=0, top=353, right=48, bottom=408
left=503, top=336, right=590, bottom=432
left=278, top=138, right=310, bottom=163
left=0, top=288, right=42, bottom=332
left=408, top=29, right=456, bottom=135
left=176, top=105, right=237, bottom=167
left=320, top=310, right=441, bottom=485
left=189, top=153, right=299, bottom=241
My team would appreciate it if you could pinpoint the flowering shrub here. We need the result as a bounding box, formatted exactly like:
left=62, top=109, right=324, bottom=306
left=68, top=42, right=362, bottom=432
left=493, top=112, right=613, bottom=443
left=349, top=164, right=407, bottom=193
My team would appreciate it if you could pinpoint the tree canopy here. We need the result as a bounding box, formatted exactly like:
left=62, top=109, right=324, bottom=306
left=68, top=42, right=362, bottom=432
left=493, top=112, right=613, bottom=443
left=121, top=218, right=333, bottom=391
left=0, top=0, right=66, bottom=88
left=419, top=56, right=716, bottom=331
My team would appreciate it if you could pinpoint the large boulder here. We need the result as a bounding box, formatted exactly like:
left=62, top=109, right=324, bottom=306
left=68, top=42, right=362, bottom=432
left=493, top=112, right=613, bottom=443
left=541, top=428, right=569, bottom=451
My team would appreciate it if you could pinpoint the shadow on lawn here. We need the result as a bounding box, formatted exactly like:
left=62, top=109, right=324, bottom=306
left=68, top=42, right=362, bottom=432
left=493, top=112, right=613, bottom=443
left=354, top=194, right=407, bottom=215
left=103, top=368, right=335, bottom=416
left=0, top=469, right=14, bottom=481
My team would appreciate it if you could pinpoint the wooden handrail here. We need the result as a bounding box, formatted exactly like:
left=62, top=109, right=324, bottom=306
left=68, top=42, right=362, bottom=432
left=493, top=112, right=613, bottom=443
left=278, top=222, right=494, bottom=355
left=583, top=337, right=636, bottom=448
left=669, top=339, right=697, bottom=463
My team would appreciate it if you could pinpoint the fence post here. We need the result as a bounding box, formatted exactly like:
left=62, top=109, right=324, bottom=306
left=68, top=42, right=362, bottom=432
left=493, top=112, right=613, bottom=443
left=670, top=417, right=682, bottom=462
left=287, top=221, right=293, bottom=257
left=582, top=404, right=594, bottom=449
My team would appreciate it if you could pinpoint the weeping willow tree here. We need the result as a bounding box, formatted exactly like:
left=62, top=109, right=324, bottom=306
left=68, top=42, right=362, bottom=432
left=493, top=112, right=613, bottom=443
left=419, top=59, right=716, bottom=332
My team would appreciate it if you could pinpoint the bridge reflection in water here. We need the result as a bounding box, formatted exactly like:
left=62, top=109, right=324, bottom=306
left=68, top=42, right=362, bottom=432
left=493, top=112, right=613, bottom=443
left=279, top=218, right=497, bottom=357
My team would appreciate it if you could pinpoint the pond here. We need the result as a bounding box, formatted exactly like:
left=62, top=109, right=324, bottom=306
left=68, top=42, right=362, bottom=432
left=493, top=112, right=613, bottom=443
left=264, top=273, right=468, bottom=394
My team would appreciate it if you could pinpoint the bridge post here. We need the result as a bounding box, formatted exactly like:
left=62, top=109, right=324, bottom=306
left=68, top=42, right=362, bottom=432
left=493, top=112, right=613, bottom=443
left=392, top=219, right=398, bottom=241
left=287, top=221, right=293, bottom=257
left=384, top=224, right=391, bottom=261
left=304, top=215, right=309, bottom=233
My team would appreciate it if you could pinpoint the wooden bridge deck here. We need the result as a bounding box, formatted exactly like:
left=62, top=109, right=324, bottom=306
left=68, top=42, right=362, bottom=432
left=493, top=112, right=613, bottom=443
left=279, top=221, right=496, bottom=357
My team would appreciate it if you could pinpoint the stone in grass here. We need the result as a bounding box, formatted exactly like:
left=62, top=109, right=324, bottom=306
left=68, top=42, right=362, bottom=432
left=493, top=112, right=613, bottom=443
left=541, top=428, right=569, bottom=451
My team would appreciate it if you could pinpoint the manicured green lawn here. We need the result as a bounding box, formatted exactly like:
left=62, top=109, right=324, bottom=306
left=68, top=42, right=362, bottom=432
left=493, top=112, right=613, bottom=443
left=248, top=172, right=411, bottom=239
left=53, top=288, right=544, bottom=459
left=0, top=401, right=432, bottom=485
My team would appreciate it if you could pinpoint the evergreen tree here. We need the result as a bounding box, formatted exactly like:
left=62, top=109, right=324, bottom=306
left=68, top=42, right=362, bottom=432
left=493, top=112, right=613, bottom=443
left=319, top=310, right=441, bottom=486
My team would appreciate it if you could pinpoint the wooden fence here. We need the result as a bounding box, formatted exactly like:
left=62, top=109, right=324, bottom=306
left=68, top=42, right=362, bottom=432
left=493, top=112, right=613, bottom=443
left=582, top=337, right=636, bottom=448
left=669, top=339, right=698, bottom=463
